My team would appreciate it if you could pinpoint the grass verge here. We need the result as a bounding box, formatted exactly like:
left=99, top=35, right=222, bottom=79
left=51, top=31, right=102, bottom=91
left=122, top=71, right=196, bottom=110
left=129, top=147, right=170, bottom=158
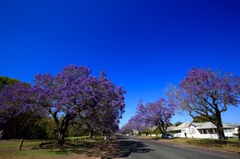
left=0, top=136, right=112, bottom=158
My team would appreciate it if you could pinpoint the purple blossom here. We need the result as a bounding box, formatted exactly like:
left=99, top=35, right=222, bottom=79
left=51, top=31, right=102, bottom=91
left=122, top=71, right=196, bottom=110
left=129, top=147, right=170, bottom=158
left=0, top=65, right=126, bottom=143
left=125, top=98, right=175, bottom=134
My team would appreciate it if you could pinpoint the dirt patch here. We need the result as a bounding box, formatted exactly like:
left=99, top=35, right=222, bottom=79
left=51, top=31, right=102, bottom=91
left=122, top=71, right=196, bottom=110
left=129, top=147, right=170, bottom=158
left=59, top=136, right=118, bottom=159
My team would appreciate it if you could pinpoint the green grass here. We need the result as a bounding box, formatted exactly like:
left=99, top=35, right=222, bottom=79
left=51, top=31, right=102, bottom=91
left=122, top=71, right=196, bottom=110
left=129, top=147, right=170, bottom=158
left=0, top=136, right=105, bottom=158
left=0, top=139, right=61, bottom=158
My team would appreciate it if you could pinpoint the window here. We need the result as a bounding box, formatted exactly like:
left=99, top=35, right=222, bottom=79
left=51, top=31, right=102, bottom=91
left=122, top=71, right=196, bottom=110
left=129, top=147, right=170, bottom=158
left=203, top=129, right=207, bottom=134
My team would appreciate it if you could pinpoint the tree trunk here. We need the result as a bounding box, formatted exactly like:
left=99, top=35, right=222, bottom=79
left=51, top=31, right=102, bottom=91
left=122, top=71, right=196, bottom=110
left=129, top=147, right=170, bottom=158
left=214, top=111, right=226, bottom=144
left=57, top=128, right=66, bottom=145
left=89, top=129, right=94, bottom=139
left=57, top=122, right=69, bottom=145
left=216, top=122, right=226, bottom=143
left=52, top=112, right=72, bottom=145
left=13, top=120, right=17, bottom=139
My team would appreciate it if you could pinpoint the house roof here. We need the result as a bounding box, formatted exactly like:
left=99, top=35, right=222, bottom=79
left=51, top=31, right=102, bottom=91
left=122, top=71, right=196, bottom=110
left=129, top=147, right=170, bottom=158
left=223, top=123, right=240, bottom=128
left=222, top=123, right=231, bottom=128
left=178, top=122, right=191, bottom=128
left=167, top=122, right=191, bottom=131
left=191, top=122, right=217, bottom=129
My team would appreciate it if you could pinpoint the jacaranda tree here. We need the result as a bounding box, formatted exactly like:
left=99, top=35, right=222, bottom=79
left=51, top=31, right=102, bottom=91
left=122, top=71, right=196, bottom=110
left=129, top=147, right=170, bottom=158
left=145, top=99, right=175, bottom=134
left=127, top=114, right=146, bottom=136
left=0, top=82, right=29, bottom=123
left=32, top=65, right=125, bottom=144
left=0, top=82, right=43, bottom=138
left=134, top=99, right=175, bottom=135
left=168, top=68, right=240, bottom=143
left=74, top=72, right=125, bottom=138
left=119, top=123, right=132, bottom=135
left=77, top=92, right=124, bottom=139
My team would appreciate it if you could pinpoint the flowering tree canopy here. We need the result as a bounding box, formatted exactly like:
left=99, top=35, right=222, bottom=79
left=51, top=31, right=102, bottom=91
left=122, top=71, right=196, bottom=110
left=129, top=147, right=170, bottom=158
left=168, top=68, right=240, bottom=143
left=0, top=82, right=40, bottom=123
left=144, top=99, right=174, bottom=134
left=0, top=81, right=45, bottom=138
left=31, top=65, right=125, bottom=144
left=127, top=114, right=146, bottom=135
left=124, top=99, right=175, bottom=135
left=0, top=66, right=125, bottom=143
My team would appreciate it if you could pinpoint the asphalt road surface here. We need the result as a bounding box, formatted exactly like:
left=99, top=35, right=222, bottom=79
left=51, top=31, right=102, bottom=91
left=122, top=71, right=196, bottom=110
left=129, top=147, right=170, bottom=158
left=115, top=135, right=240, bottom=159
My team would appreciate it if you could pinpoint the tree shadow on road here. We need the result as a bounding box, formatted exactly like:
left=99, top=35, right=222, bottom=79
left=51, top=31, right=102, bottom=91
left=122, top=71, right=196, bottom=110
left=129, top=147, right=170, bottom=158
left=115, top=136, right=155, bottom=158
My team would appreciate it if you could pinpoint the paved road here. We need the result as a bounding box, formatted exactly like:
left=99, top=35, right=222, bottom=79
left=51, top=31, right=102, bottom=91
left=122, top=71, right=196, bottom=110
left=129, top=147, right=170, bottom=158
left=115, top=135, right=240, bottom=159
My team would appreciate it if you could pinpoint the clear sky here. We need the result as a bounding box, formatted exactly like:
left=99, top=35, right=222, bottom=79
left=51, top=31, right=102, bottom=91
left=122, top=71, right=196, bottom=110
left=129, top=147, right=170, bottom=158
left=1, top=0, right=240, bottom=127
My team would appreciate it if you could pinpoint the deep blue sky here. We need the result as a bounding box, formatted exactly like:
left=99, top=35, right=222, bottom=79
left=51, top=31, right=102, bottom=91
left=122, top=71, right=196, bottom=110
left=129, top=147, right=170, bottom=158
left=1, top=0, right=240, bottom=127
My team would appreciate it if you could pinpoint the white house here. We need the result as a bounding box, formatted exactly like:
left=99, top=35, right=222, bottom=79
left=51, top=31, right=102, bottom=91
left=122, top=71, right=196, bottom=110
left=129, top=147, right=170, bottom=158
left=167, top=122, right=240, bottom=139
left=223, top=123, right=240, bottom=138
left=167, top=122, right=191, bottom=138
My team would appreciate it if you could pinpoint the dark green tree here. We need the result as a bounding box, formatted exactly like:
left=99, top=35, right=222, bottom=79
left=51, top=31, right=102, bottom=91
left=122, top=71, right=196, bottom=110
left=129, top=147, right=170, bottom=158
left=175, top=121, right=182, bottom=126
left=193, top=115, right=213, bottom=123
left=0, top=76, right=19, bottom=90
